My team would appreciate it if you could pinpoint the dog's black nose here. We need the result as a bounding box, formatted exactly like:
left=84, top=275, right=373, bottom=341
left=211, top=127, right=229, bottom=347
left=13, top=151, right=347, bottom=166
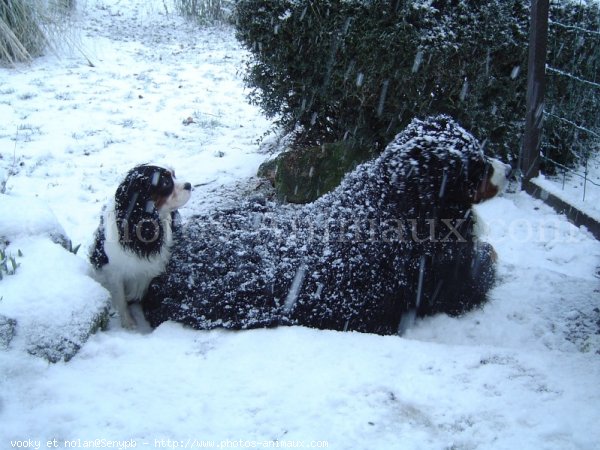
left=184, top=182, right=192, bottom=191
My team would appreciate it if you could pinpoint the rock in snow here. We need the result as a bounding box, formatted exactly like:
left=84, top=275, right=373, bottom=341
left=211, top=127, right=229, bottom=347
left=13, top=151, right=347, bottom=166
left=0, top=195, right=110, bottom=362
left=0, top=315, right=16, bottom=350
left=0, top=194, right=70, bottom=249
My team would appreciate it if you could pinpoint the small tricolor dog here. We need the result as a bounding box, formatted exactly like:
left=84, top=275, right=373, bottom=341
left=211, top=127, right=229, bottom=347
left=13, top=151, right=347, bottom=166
left=90, top=164, right=191, bottom=329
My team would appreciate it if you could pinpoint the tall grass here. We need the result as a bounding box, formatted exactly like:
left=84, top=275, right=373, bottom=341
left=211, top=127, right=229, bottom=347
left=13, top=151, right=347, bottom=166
left=173, top=0, right=233, bottom=25
left=0, top=0, right=75, bottom=64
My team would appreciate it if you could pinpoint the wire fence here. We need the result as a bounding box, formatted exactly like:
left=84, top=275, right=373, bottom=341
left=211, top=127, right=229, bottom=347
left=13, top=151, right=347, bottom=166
left=541, top=0, right=600, bottom=204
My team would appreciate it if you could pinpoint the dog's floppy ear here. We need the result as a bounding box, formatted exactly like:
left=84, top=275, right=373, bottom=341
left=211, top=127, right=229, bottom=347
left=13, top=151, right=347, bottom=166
left=114, top=165, right=164, bottom=254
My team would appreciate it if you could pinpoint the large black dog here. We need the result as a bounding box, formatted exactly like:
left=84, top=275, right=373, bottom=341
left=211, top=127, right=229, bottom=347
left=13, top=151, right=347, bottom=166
left=143, top=116, right=510, bottom=335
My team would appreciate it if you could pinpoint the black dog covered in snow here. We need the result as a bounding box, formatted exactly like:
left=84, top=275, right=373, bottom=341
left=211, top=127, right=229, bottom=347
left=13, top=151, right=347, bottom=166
left=143, top=116, right=510, bottom=335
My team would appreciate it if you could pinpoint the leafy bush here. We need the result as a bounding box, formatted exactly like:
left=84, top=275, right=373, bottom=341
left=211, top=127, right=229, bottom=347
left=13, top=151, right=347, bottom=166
left=234, top=0, right=599, bottom=168
left=544, top=1, right=600, bottom=170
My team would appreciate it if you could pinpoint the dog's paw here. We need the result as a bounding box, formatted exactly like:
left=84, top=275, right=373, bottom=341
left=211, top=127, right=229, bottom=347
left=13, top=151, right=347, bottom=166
left=120, top=313, right=138, bottom=330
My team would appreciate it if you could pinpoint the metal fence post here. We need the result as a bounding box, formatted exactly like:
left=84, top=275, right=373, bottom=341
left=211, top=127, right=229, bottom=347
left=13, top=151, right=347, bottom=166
left=521, top=0, right=549, bottom=183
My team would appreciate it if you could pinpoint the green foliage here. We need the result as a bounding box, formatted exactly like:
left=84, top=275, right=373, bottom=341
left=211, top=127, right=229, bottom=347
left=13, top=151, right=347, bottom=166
left=544, top=2, right=600, bottom=170
left=234, top=0, right=599, bottom=168
left=66, top=240, right=81, bottom=255
left=0, top=248, right=22, bottom=280
left=258, top=140, right=374, bottom=203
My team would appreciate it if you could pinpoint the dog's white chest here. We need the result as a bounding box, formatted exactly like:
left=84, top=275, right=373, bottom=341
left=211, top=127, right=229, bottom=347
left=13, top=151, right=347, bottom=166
left=99, top=202, right=173, bottom=301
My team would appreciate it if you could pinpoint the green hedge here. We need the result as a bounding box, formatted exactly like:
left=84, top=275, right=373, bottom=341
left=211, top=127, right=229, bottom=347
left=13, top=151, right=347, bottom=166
left=234, top=0, right=599, bottom=168
left=544, top=1, right=600, bottom=169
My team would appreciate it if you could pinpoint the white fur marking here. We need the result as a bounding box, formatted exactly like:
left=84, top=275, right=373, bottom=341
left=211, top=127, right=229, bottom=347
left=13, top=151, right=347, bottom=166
left=489, top=158, right=510, bottom=192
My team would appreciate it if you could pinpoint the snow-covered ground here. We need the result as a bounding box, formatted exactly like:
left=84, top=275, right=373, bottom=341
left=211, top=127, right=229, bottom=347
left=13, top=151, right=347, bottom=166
left=1, top=1, right=599, bottom=449
left=533, top=152, right=600, bottom=222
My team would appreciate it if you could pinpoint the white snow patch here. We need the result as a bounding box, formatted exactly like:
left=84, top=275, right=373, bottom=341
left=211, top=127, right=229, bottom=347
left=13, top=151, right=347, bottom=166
left=0, top=194, right=67, bottom=244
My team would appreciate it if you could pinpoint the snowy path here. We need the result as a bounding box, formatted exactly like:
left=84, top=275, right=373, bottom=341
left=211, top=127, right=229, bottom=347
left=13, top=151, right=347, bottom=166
left=0, top=0, right=270, bottom=247
left=1, top=1, right=599, bottom=449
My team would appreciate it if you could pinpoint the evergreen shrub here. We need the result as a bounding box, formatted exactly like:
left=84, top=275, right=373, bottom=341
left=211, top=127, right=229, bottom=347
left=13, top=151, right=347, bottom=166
left=545, top=1, right=600, bottom=170
left=234, top=0, right=599, bottom=169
